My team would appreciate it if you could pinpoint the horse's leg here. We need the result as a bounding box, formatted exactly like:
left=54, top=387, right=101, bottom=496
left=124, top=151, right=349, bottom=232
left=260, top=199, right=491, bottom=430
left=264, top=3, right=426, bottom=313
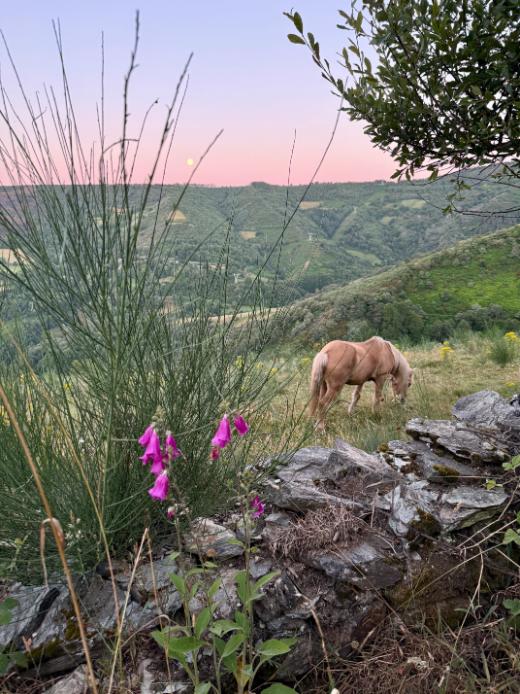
left=316, top=383, right=342, bottom=432
left=372, top=376, right=386, bottom=412
left=348, top=384, right=363, bottom=414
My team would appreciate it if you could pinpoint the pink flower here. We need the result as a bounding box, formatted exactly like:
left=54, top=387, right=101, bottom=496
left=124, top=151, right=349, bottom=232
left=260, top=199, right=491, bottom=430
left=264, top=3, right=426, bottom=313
left=167, top=506, right=175, bottom=519
left=148, top=472, right=169, bottom=501
left=211, top=415, right=232, bottom=449
left=150, top=456, right=166, bottom=476
left=138, top=425, right=154, bottom=447
left=210, top=447, right=220, bottom=461
left=233, top=414, right=249, bottom=436
left=165, top=432, right=181, bottom=461
left=139, top=429, right=162, bottom=465
left=250, top=495, right=265, bottom=519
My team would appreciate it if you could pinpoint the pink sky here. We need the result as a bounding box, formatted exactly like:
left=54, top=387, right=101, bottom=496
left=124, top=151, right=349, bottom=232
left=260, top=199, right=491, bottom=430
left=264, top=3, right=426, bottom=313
left=0, top=1, right=397, bottom=186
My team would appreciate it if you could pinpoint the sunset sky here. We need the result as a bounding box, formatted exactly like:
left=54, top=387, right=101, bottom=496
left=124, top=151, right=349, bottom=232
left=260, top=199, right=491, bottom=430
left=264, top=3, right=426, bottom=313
left=0, top=1, right=396, bottom=186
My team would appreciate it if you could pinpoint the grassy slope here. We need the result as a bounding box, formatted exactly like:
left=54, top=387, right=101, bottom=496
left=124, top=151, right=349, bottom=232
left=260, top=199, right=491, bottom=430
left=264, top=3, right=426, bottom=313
left=277, top=225, right=520, bottom=343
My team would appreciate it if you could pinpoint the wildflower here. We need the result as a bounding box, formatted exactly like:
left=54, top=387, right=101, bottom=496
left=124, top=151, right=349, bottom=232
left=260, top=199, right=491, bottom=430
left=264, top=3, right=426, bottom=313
left=139, top=429, right=162, bottom=465
left=210, top=446, right=220, bottom=461
left=166, top=506, right=176, bottom=519
left=505, top=331, right=519, bottom=343
left=150, top=456, right=166, bottom=476
left=165, top=432, right=181, bottom=461
left=148, top=472, right=169, bottom=501
left=233, top=414, right=250, bottom=436
left=439, top=341, right=454, bottom=361
left=138, top=425, right=155, bottom=447
left=250, top=495, right=265, bottom=518
left=211, top=414, right=232, bottom=449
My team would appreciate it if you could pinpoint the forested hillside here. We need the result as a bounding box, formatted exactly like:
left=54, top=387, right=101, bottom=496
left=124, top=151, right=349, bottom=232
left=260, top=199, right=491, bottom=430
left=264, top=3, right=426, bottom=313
left=273, top=225, right=520, bottom=345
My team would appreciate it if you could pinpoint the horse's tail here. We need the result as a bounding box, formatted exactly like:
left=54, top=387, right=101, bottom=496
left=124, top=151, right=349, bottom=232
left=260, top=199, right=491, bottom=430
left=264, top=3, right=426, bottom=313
left=309, top=351, right=328, bottom=416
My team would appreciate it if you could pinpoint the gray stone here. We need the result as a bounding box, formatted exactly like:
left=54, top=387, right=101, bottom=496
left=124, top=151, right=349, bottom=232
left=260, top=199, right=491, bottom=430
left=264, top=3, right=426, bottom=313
left=406, top=417, right=510, bottom=464
left=184, top=518, right=243, bottom=560
left=116, top=554, right=178, bottom=594
left=386, top=480, right=508, bottom=537
left=44, top=666, right=89, bottom=694
left=385, top=439, right=481, bottom=483
left=265, top=479, right=364, bottom=513
left=304, top=533, right=403, bottom=589
left=250, top=558, right=273, bottom=580
left=453, top=390, right=520, bottom=438
left=0, top=583, right=60, bottom=651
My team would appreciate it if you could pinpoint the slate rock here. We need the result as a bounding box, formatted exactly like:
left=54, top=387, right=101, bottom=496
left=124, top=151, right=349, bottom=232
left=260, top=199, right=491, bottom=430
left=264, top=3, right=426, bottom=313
left=0, top=583, right=60, bottom=651
left=385, top=439, right=481, bottom=483
left=406, top=418, right=509, bottom=464
left=44, top=666, right=89, bottom=694
left=303, top=532, right=403, bottom=589
left=184, top=519, right=243, bottom=560
left=453, top=390, right=520, bottom=436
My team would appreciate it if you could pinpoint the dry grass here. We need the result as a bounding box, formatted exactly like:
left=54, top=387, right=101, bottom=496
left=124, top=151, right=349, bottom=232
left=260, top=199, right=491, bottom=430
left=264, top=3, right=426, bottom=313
left=270, top=507, right=365, bottom=558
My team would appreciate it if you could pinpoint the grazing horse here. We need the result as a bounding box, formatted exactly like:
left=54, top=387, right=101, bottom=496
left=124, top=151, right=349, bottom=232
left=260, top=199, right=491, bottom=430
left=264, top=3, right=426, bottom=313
left=309, top=336, right=413, bottom=430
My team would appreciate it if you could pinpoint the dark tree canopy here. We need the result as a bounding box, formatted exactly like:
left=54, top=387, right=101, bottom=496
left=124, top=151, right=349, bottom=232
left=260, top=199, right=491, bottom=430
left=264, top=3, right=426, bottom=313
left=286, top=1, right=520, bottom=187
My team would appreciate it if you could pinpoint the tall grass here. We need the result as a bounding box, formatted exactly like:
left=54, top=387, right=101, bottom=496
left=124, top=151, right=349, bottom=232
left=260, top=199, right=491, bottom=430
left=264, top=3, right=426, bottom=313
left=0, top=16, right=302, bottom=582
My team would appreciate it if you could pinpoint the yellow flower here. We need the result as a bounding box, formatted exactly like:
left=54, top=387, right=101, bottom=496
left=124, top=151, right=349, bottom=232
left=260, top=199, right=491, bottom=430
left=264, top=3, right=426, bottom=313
left=270, top=367, right=278, bottom=376
left=234, top=356, right=245, bottom=369
left=439, top=342, right=454, bottom=360
left=506, top=381, right=516, bottom=388
left=504, top=331, right=518, bottom=343
left=64, top=382, right=71, bottom=390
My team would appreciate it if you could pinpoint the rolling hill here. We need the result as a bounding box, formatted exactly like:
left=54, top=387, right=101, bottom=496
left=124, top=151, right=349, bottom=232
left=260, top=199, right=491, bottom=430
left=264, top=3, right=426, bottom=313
left=273, top=225, right=520, bottom=345
left=125, top=175, right=520, bottom=300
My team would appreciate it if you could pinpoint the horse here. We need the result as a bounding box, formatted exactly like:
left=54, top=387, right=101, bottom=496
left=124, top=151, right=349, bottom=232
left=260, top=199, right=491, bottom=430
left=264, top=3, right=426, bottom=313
left=309, top=336, right=413, bottom=430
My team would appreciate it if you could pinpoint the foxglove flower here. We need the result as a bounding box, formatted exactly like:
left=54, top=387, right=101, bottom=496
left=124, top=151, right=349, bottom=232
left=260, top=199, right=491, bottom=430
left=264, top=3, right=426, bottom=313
left=139, top=429, right=162, bottom=465
left=250, top=495, right=265, bottom=519
left=165, top=432, right=181, bottom=461
left=211, top=415, right=232, bottom=449
left=150, top=456, right=166, bottom=476
left=167, top=506, right=176, bottom=519
left=233, top=414, right=249, bottom=436
left=148, top=472, right=169, bottom=501
left=210, top=446, right=220, bottom=461
left=138, top=424, right=154, bottom=447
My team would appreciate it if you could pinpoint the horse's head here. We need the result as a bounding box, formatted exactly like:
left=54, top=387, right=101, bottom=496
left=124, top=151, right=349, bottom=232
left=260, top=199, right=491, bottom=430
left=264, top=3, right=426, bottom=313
left=391, top=355, right=413, bottom=403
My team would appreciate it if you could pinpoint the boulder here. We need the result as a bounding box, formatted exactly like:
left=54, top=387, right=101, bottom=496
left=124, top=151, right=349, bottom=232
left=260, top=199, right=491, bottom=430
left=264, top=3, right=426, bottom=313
left=184, top=519, right=243, bottom=560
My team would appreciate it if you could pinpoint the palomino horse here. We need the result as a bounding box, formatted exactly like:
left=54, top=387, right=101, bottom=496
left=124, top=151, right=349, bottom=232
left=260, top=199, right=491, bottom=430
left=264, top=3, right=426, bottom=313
left=309, top=336, right=413, bottom=429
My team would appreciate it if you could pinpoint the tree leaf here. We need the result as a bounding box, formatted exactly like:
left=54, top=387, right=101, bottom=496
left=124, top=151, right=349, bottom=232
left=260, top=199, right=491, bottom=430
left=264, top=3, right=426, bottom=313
left=287, top=34, right=305, bottom=45
left=292, top=12, right=303, bottom=32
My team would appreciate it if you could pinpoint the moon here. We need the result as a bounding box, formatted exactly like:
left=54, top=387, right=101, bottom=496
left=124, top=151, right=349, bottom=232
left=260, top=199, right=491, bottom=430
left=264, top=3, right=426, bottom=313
left=186, top=158, right=194, bottom=166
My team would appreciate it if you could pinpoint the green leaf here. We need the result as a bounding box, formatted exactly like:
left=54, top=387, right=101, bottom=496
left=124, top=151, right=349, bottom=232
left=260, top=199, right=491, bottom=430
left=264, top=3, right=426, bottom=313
left=503, top=455, right=520, bottom=471
left=254, top=570, right=280, bottom=592
left=164, top=636, right=205, bottom=656
left=292, top=12, right=303, bottom=32
left=222, top=631, right=245, bottom=658
left=0, top=653, right=9, bottom=675
left=1, top=598, right=17, bottom=611
left=169, top=573, right=187, bottom=597
left=210, top=619, right=242, bottom=637
left=504, top=598, right=520, bottom=616
left=235, top=570, right=249, bottom=605
left=287, top=34, right=305, bottom=45
left=234, top=610, right=249, bottom=634
left=207, top=577, right=222, bottom=599
left=258, top=638, right=297, bottom=658
left=261, top=684, right=299, bottom=694
left=194, top=684, right=212, bottom=694
left=485, top=479, right=497, bottom=490
left=195, top=607, right=212, bottom=639
left=9, top=651, right=27, bottom=668
left=503, top=529, right=520, bottom=546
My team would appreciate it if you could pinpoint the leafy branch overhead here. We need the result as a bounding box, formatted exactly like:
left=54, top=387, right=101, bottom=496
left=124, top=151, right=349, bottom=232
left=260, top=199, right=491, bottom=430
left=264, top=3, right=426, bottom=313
left=285, top=1, right=520, bottom=186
